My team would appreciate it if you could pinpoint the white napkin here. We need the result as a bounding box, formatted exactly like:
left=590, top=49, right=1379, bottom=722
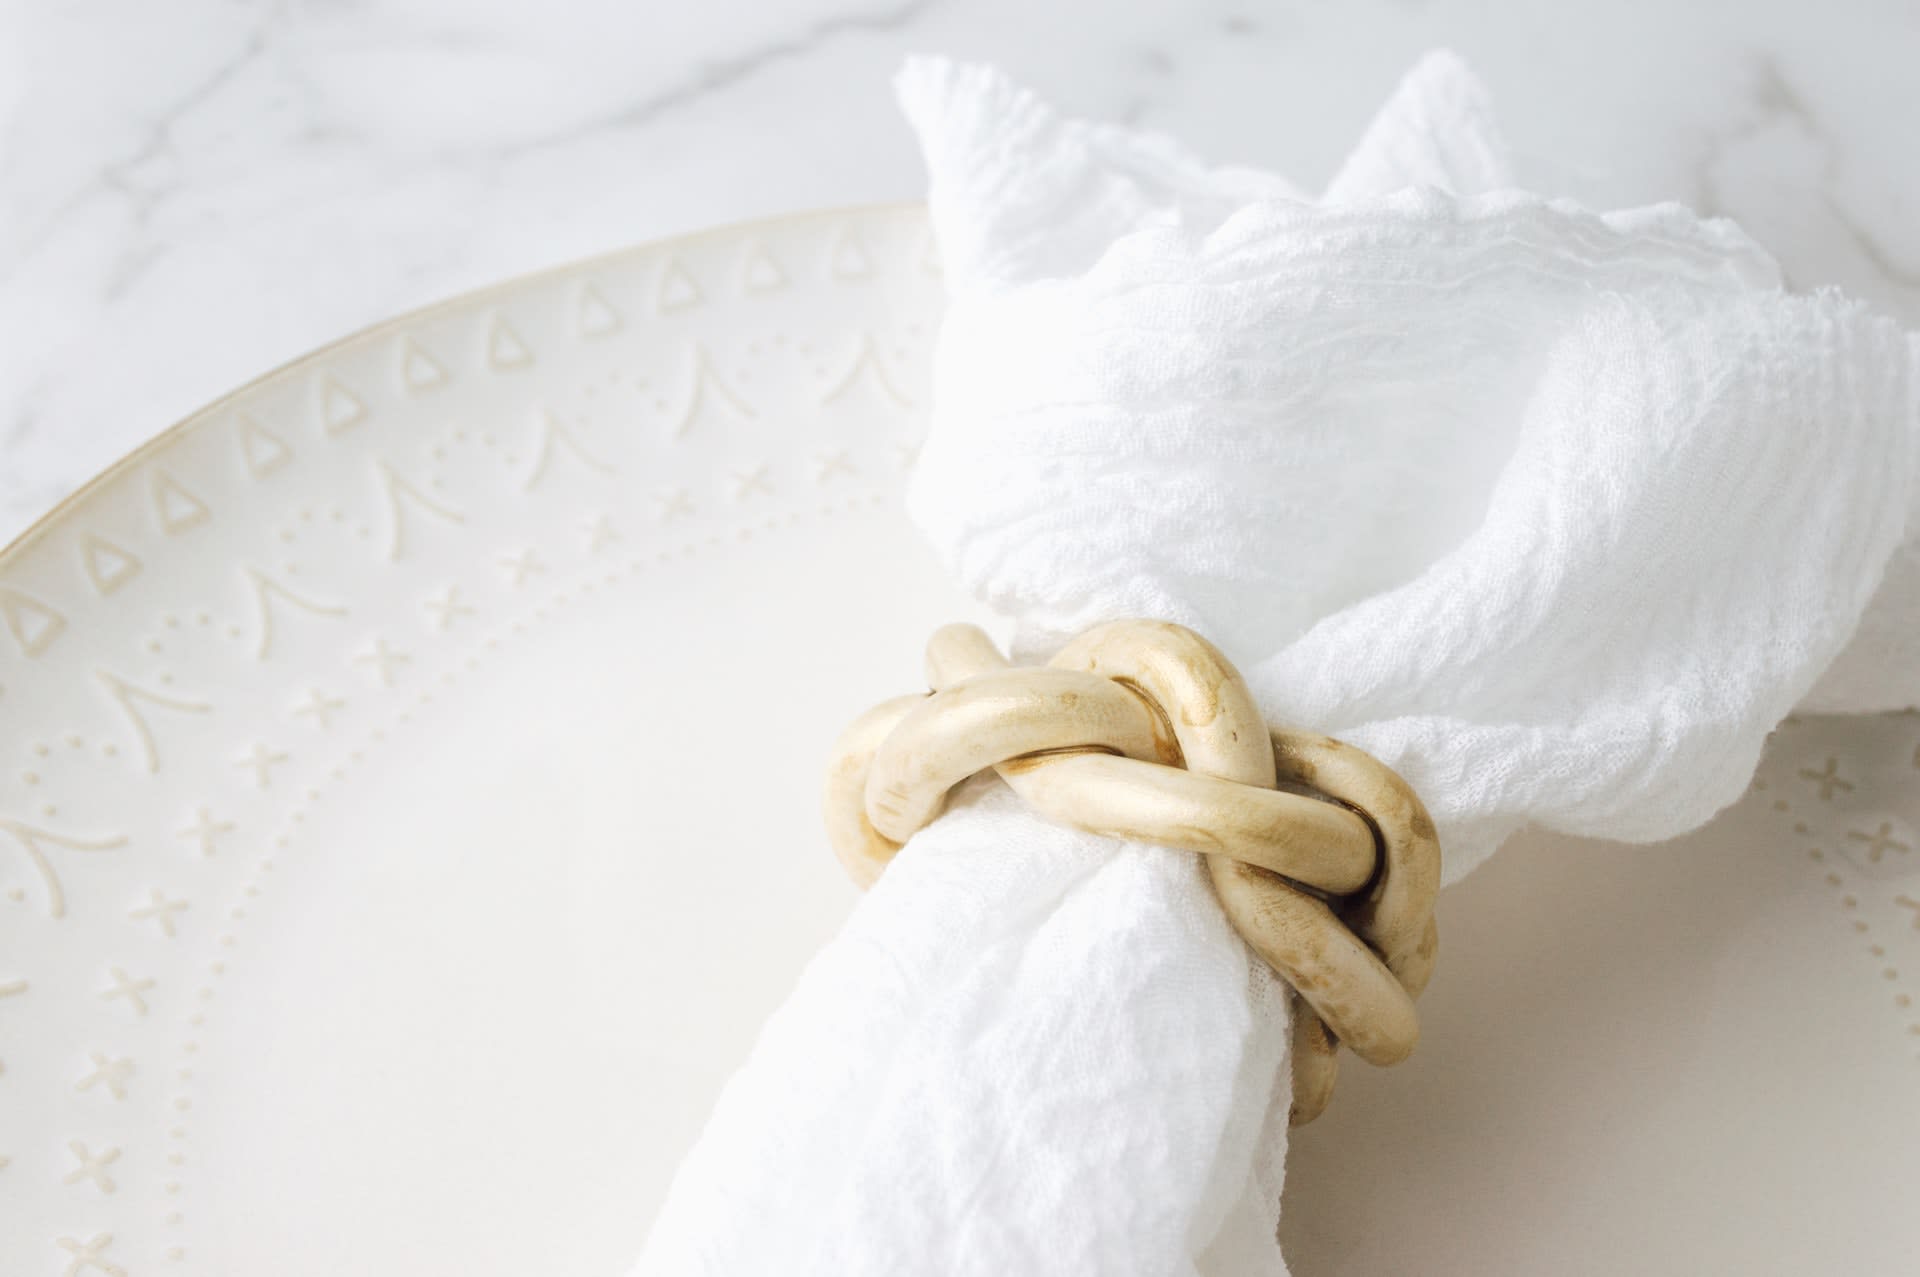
left=634, top=52, right=1918, bottom=1276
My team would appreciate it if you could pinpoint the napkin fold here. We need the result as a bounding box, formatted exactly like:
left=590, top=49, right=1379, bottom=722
left=634, top=52, right=1918, bottom=1276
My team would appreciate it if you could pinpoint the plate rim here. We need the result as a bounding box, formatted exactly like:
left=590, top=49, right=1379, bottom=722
left=0, top=200, right=926, bottom=566
left=0, top=198, right=949, bottom=1269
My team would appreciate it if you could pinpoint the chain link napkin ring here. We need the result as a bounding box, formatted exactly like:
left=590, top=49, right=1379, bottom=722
left=823, top=619, right=1440, bottom=1124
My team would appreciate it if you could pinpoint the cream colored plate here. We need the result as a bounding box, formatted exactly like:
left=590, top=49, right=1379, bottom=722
left=0, top=207, right=1914, bottom=1276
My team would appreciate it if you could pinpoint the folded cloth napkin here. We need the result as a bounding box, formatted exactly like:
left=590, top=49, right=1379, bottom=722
left=633, top=52, right=1919, bottom=1276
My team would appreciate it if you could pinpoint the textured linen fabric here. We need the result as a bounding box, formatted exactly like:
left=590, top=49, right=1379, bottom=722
left=633, top=52, right=1919, bottom=1276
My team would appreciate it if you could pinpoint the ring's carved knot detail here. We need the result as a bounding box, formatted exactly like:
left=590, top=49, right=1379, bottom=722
left=823, top=619, right=1440, bottom=1124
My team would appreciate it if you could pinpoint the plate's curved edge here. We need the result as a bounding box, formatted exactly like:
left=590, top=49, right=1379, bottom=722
left=0, top=200, right=930, bottom=565
left=0, top=197, right=951, bottom=1272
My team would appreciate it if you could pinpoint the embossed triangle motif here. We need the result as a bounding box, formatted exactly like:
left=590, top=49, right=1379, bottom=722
left=150, top=470, right=210, bottom=535
left=0, top=587, right=65, bottom=657
left=656, top=258, right=702, bottom=314
left=488, top=315, right=534, bottom=369
left=237, top=414, right=292, bottom=477
left=741, top=242, right=788, bottom=293
left=577, top=282, right=622, bottom=337
left=401, top=337, right=447, bottom=392
left=830, top=229, right=873, bottom=280
left=81, top=534, right=142, bottom=596
left=319, top=377, right=367, bottom=434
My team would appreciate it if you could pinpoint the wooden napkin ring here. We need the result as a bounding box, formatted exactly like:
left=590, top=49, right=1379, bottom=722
left=823, top=620, right=1440, bottom=1125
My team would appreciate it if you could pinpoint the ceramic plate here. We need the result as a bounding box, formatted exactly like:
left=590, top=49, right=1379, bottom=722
left=1, top=206, right=1914, bottom=1276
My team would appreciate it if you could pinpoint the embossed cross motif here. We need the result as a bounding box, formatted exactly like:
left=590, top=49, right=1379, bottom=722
left=99, top=967, right=153, bottom=1016
left=235, top=742, right=289, bottom=789
left=129, top=888, right=188, bottom=937
left=64, top=1139, right=120, bottom=1193
left=499, top=549, right=545, bottom=585
left=1799, top=757, right=1855, bottom=801
left=291, top=687, right=347, bottom=728
left=1847, top=822, right=1910, bottom=863
left=730, top=466, right=772, bottom=500
left=177, top=806, right=233, bottom=855
left=75, top=1052, right=132, bottom=1100
left=56, top=1233, right=123, bottom=1276
left=424, top=586, right=475, bottom=631
left=354, top=638, right=410, bottom=686
left=652, top=487, right=694, bottom=521
left=583, top=514, right=619, bottom=551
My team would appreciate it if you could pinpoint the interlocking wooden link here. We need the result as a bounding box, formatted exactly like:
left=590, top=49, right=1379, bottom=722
left=823, top=619, right=1441, bottom=1124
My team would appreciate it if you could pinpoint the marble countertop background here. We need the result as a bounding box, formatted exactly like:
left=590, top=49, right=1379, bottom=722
left=2, top=0, right=1916, bottom=545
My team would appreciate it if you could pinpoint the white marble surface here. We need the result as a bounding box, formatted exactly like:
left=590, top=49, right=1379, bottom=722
left=1, top=0, right=1916, bottom=545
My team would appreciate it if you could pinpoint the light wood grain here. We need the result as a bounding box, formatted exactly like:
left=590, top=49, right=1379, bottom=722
left=823, top=619, right=1441, bottom=1123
